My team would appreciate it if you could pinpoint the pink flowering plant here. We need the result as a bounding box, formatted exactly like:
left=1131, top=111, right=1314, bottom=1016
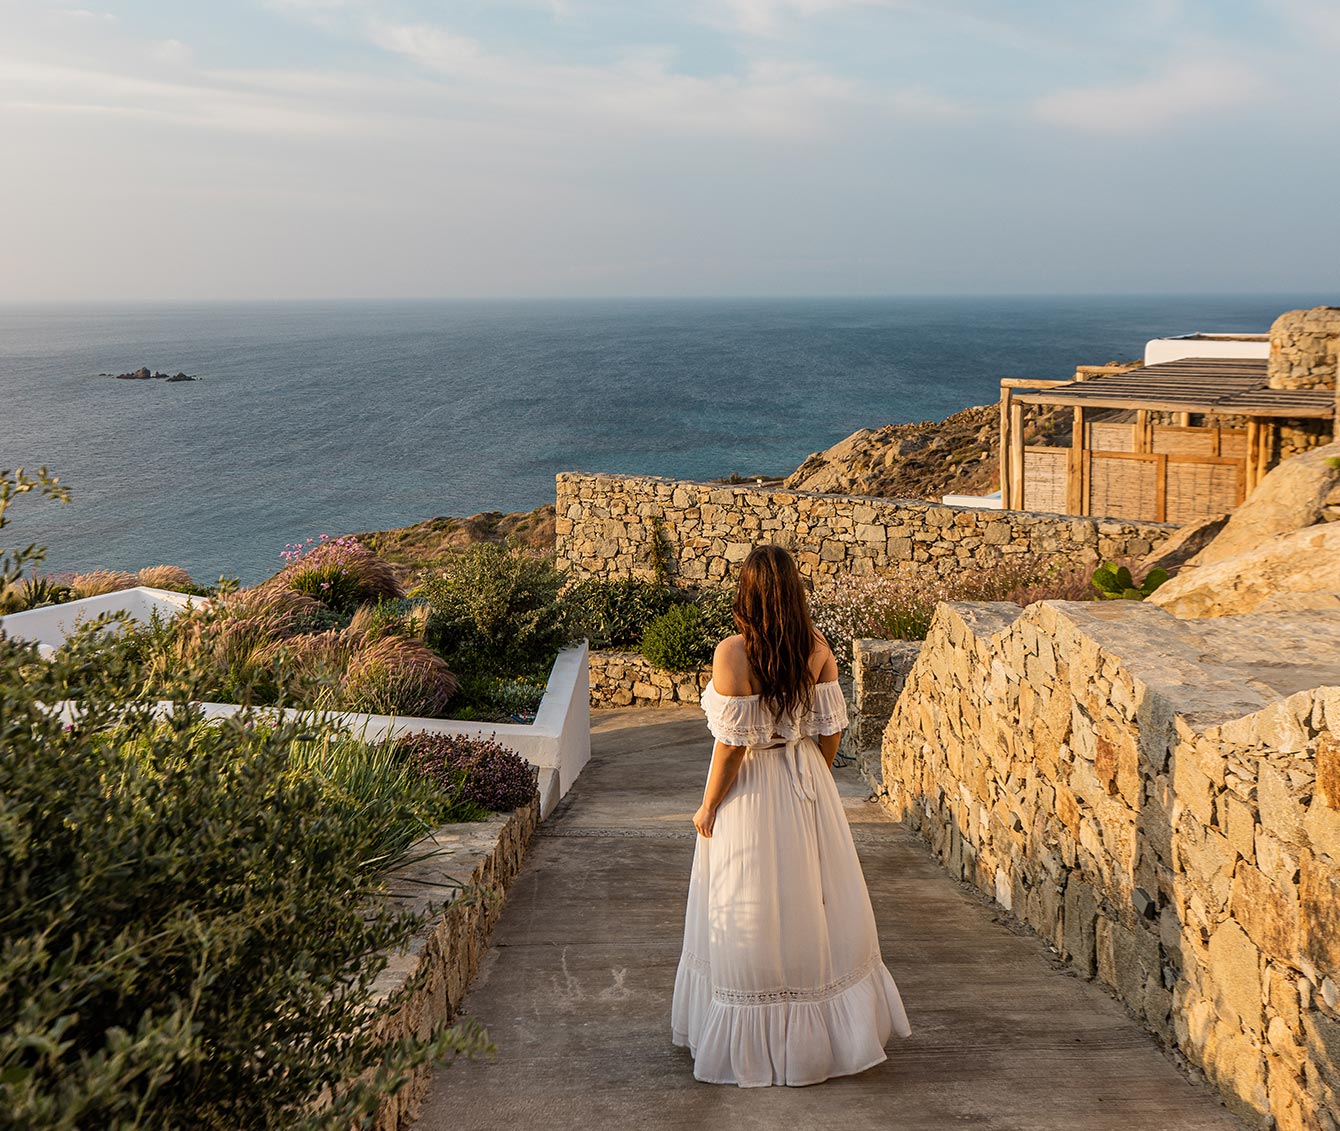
left=277, top=534, right=402, bottom=614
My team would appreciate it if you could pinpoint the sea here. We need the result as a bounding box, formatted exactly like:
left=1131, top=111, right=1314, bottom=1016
left=0, top=295, right=1326, bottom=584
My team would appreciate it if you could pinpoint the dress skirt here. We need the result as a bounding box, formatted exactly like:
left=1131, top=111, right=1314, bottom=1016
left=670, top=735, right=911, bottom=1087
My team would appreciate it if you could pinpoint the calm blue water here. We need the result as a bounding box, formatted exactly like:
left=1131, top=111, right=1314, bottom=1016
left=0, top=295, right=1326, bottom=583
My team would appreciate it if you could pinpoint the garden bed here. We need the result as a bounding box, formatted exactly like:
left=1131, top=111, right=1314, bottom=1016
left=4, top=586, right=590, bottom=817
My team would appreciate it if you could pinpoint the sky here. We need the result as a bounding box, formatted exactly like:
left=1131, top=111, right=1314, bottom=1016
left=2, top=0, right=1339, bottom=301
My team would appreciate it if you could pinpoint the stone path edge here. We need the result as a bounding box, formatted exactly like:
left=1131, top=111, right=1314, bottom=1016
left=368, top=797, right=541, bottom=1131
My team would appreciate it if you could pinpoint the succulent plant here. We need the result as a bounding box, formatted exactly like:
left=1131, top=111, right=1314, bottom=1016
left=1090, top=562, right=1168, bottom=601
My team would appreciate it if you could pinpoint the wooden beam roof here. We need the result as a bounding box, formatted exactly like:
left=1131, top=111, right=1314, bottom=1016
left=1011, top=358, right=1336, bottom=419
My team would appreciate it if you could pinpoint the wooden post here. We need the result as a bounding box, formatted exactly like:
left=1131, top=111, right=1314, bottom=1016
left=1068, top=406, right=1085, bottom=515
left=1176, top=411, right=1191, bottom=428
left=1259, top=422, right=1277, bottom=488
left=1245, top=419, right=1259, bottom=494
left=1135, top=409, right=1149, bottom=454
left=1154, top=453, right=1168, bottom=522
left=1010, top=400, right=1025, bottom=511
left=999, top=383, right=1012, bottom=507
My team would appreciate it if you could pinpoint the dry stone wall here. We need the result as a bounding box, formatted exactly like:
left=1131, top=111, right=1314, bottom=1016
left=850, top=638, right=921, bottom=789
left=881, top=600, right=1340, bottom=1130
left=589, top=649, right=711, bottom=709
left=1268, top=307, right=1340, bottom=392
left=370, top=801, right=539, bottom=1131
left=556, top=473, right=1174, bottom=584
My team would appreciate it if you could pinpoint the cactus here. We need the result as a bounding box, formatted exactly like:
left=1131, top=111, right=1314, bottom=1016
left=1091, top=562, right=1168, bottom=601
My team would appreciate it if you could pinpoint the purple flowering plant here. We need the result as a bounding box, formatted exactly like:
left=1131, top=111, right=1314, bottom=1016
left=398, top=733, right=538, bottom=813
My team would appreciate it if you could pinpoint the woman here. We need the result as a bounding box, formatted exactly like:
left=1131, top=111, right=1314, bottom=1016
left=670, top=544, right=911, bottom=1087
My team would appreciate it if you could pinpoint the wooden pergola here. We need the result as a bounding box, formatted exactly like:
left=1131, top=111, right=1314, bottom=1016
left=999, top=359, right=1336, bottom=522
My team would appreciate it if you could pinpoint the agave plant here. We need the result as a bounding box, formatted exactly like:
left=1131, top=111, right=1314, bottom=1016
left=1090, top=562, right=1168, bottom=601
left=0, top=574, right=74, bottom=614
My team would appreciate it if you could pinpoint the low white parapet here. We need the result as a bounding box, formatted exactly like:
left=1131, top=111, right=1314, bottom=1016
left=4, top=588, right=590, bottom=818
left=1143, top=333, right=1268, bottom=365
left=0, top=586, right=201, bottom=655
left=940, top=489, right=1003, bottom=509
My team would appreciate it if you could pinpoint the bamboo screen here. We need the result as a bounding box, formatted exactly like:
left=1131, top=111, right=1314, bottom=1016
left=1087, top=422, right=1135, bottom=452
left=1022, top=448, right=1068, bottom=514
left=1088, top=454, right=1159, bottom=521
left=1164, top=461, right=1242, bottom=524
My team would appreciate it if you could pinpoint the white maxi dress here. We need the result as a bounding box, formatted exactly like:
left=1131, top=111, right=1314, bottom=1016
left=671, top=679, right=911, bottom=1087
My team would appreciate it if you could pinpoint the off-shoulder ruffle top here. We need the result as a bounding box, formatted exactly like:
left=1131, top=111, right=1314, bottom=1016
left=701, top=679, right=849, bottom=747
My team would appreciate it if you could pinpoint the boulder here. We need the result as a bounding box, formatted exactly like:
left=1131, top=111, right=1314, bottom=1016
left=1139, top=512, right=1229, bottom=576
left=1149, top=523, right=1340, bottom=618
left=1193, top=442, right=1340, bottom=566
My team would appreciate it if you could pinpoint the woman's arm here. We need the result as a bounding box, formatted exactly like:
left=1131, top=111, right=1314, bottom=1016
left=694, top=636, right=754, bottom=838
left=815, top=730, right=842, bottom=769
left=694, top=741, right=747, bottom=837
left=812, top=633, right=842, bottom=769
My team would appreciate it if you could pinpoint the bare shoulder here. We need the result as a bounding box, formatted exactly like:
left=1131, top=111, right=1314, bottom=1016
left=810, top=628, right=839, bottom=683
left=712, top=635, right=755, bottom=696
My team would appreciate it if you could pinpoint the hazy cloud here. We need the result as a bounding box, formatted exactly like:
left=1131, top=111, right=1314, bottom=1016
left=1033, top=60, right=1264, bottom=133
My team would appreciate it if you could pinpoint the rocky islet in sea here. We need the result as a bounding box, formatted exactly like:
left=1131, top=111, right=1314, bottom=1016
left=98, top=366, right=199, bottom=382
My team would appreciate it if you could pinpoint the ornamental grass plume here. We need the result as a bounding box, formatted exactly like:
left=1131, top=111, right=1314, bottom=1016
left=136, top=563, right=197, bottom=592
left=342, top=634, right=459, bottom=718
left=400, top=733, right=538, bottom=813
left=66, top=568, right=138, bottom=599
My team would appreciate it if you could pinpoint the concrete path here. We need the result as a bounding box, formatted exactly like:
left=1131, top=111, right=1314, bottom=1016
left=415, top=708, right=1246, bottom=1131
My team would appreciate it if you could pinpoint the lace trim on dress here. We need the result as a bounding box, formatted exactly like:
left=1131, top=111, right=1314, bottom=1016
left=702, top=679, right=849, bottom=746
left=705, top=954, right=882, bottom=1007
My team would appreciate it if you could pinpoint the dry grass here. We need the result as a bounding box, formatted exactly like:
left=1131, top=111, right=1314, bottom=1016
left=66, top=570, right=139, bottom=599
left=342, top=635, right=459, bottom=717
left=136, top=564, right=197, bottom=592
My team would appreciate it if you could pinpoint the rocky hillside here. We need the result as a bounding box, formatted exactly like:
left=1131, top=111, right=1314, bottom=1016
left=352, top=504, right=556, bottom=582
left=784, top=401, right=1078, bottom=501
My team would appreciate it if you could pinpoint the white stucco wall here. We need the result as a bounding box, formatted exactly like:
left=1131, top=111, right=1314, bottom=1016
left=1143, top=334, right=1269, bottom=365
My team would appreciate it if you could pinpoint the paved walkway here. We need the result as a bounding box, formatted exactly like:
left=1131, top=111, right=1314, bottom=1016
left=415, top=708, right=1245, bottom=1131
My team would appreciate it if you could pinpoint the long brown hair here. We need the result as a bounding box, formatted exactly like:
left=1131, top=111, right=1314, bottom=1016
left=733, top=544, right=817, bottom=723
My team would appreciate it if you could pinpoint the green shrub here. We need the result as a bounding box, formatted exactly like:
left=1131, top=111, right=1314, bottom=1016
left=693, top=585, right=737, bottom=643
left=0, top=626, right=487, bottom=1131
left=419, top=544, right=571, bottom=679
left=449, top=673, right=549, bottom=723
left=641, top=603, right=714, bottom=671
left=563, top=577, right=682, bottom=649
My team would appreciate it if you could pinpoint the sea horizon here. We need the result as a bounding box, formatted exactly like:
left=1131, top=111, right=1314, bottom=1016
left=2, top=293, right=1331, bottom=584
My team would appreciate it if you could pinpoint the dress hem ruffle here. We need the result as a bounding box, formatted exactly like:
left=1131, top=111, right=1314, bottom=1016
left=670, top=953, right=911, bottom=1088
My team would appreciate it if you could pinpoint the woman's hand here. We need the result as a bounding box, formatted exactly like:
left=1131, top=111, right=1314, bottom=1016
left=693, top=803, right=717, bottom=838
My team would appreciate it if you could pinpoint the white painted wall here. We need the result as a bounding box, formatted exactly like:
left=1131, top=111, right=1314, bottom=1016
left=0, top=586, right=200, bottom=654
left=1143, top=334, right=1269, bottom=365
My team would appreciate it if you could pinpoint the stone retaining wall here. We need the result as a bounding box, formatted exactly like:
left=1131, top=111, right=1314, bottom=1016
left=880, top=599, right=1340, bottom=1130
left=556, top=473, right=1174, bottom=585
left=850, top=638, right=921, bottom=790
left=371, top=799, right=540, bottom=1131
left=588, top=649, right=711, bottom=708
